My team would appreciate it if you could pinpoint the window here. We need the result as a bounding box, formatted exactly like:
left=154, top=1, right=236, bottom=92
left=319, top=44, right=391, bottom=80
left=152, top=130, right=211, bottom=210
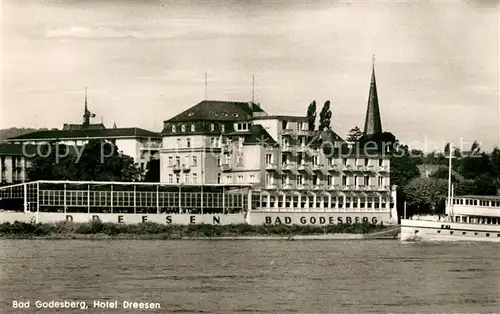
left=193, top=173, right=198, bottom=184
left=266, top=173, right=273, bottom=184
left=190, top=124, right=195, bottom=132
left=226, top=175, right=231, bottom=183
left=210, top=124, right=215, bottom=131
left=281, top=175, right=287, bottom=184
left=172, top=125, right=176, bottom=133
left=343, top=158, right=348, bottom=165
left=184, top=174, right=190, bottom=184
left=265, top=154, right=272, bottom=164
left=217, top=157, right=221, bottom=166
left=238, top=175, right=244, bottom=183
left=184, top=155, right=189, bottom=165
left=379, top=159, right=383, bottom=167
left=313, top=155, right=319, bottom=165
left=250, top=174, right=255, bottom=183
left=168, top=156, right=173, bottom=166
left=177, top=138, right=181, bottom=148
left=168, top=174, right=173, bottom=183
left=378, top=177, right=383, bottom=186
left=210, top=138, right=215, bottom=148
left=181, top=124, right=186, bottom=132
left=364, top=176, right=369, bottom=186
left=221, top=124, right=225, bottom=132
left=186, top=138, right=191, bottom=148
left=175, top=156, right=180, bottom=166
left=282, top=120, right=287, bottom=130
left=327, top=175, right=332, bottom=185
left=192, top=156, right=197, bottom=166
left=364, top=158, right=369, bottom=166
left=296, top=175, right=303, bottom=185
left=217, top=174, right=221, bottom=184
left=342, top=176, right=347, bottom=186
left=176, top=174, right=180, bottom=184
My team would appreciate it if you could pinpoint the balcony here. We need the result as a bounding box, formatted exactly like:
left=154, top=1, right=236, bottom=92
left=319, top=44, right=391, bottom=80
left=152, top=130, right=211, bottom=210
left=266, top=182, right=278, bottom=189
left=342, top=165, right=354, bottom=172
left=282, top=129, right=295, bottom=135
left=303, top=146, right=315, bottom=156
left=365, top=165, right=375, bottom=172
left=297, top=129, right=311, bottom=136
left=328, top=164, right=339, bottom=172
left=355, top=165, right=365, bottom=172
left=282, top=162, right=297, bottom=172
left=342, top=185, right=356, bottom=191
left=265, top=163, right=278, bottom=171
left=221, top=163, right=232, bottom=171
left=377, top=185, right=390, bottom=192
left=356, top=185, right=366, bottom=191
left=281, top=145, right=295, bottom=153
left=222, top=144, right=233, bottom=153
left=313, top=183, right=325, bottom=190
left=378, top=166, right=389, bottom=172
left=173, top=164, right=181, bottom=172
left=297, top=163, right=313, bottom=175
left=182, top=164, right=190, bottom=172
left=282, top=183, right=293, bottom=190
left=140, top=142, right=161, bottom=150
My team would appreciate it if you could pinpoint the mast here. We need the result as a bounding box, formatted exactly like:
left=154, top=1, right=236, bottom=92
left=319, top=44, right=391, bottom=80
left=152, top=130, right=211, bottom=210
left=252, top=75, right=255, bottom=103
left=447, top=144, right=452, bottom=217
left=204, top=72, right=208, bottom=100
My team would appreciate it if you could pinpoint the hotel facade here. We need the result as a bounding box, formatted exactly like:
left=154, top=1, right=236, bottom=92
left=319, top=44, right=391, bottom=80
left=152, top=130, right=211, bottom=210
left=160, top=65, right=396, bottom=214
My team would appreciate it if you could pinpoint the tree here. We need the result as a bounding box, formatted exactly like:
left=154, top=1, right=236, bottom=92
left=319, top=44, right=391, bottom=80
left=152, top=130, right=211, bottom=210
left=346, top=126, right=363, bottom=142
left=390, top=148, right=420, bottom=188
left=318, top=100, right=332, bottom=131
left=489, top=147, right=500, bottom=178
left=403, top=178, right=448, bottom=214
left=358, top=132, right=398, bottom=153
left=306, top=101, right=317, bottom=131
left=457, top=153, right=490, bottom=179
left=444, top=142, right=450, bottom=156
left=144, top=159, right=160, bottom=182
left=470, top=141, right=480, bottom=155
left=28, top=140, right=143, bottom=182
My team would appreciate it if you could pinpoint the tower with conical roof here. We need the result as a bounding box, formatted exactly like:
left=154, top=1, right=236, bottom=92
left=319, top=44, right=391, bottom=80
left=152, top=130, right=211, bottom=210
left=363, top=56, right=383, bottom=135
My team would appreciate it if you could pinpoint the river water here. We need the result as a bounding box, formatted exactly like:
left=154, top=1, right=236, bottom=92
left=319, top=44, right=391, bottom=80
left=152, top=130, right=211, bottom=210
left=0, top=240, right=499, bottom=313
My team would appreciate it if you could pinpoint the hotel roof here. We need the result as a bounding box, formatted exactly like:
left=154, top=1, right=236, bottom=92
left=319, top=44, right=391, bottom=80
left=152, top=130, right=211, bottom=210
left=165, top=100, right=266, bottom=122
left=6, top=128, right=161, bottom=141
left=0, top=143, right=82, bottom=156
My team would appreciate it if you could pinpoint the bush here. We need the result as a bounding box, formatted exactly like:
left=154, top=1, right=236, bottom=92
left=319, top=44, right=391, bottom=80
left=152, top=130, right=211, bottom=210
left=0, top=221, right=385, bottom=238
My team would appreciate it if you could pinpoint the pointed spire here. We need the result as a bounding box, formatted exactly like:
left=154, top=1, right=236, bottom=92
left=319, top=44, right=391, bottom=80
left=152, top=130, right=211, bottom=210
left=83, top=87, right=90, bottom=126
left=363, top=55, right=382, bottom=135
left=113, top=121, right=117, bottom=129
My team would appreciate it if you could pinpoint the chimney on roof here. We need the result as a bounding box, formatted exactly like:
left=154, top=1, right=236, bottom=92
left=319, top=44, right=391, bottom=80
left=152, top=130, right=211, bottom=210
left=248, top=101, right=254, bottom=110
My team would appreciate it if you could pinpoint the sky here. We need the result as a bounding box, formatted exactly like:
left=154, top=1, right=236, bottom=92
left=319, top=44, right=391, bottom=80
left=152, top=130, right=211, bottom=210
left=1, top=0, right=499, bottom=152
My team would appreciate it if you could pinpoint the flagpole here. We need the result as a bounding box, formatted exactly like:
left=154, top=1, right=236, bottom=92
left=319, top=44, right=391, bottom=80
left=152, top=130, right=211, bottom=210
left=447, top=144, right=452, bottom=217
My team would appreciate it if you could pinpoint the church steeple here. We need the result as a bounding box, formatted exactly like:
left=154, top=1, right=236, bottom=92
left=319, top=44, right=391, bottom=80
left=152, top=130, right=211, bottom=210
left=363, top=56, right=383, bottom=135
left=83, top=87, right=90, bottom=126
